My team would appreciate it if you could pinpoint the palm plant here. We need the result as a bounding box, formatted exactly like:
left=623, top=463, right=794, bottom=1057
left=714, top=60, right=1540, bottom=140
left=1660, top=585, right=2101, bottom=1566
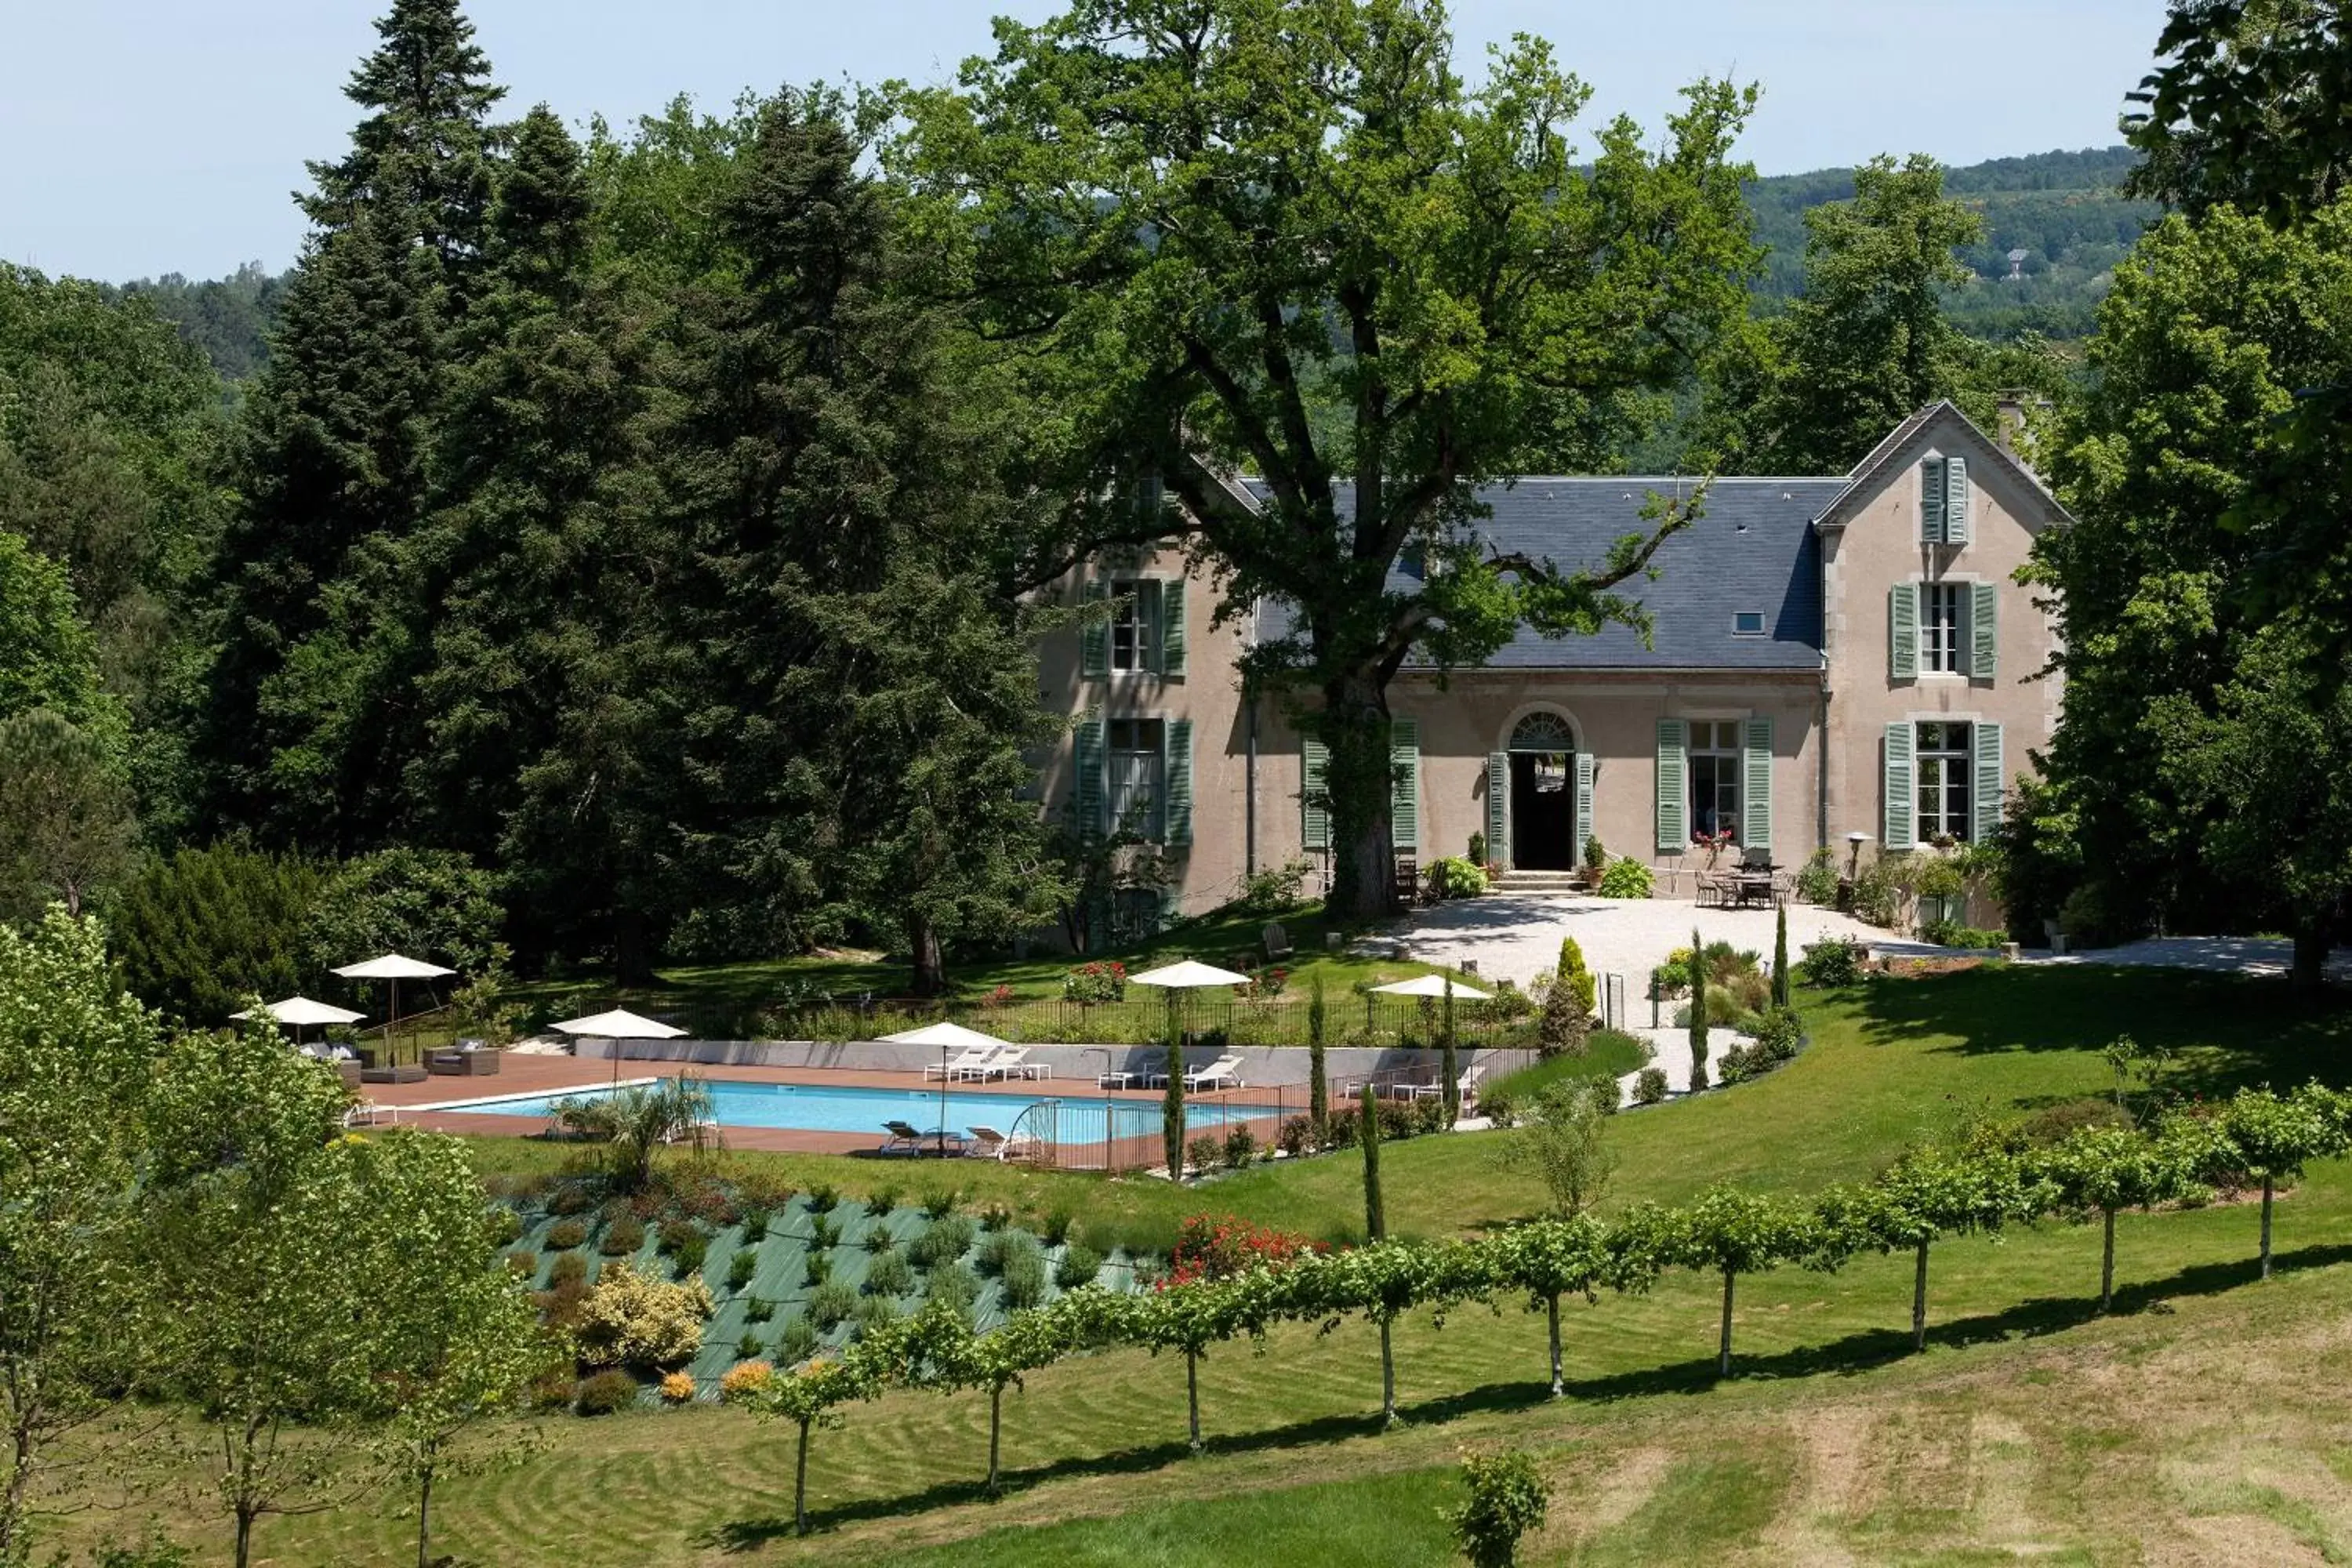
left=551, top=1075, right=720, bottom=1190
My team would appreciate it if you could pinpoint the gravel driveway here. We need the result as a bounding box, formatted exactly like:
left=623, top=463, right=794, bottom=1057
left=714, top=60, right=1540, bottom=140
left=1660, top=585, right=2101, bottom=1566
left=1382, top=892, right=1892, bottom=1016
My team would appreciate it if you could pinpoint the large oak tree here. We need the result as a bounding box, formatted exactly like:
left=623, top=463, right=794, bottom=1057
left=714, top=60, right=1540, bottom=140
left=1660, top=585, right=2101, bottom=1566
left=895, top=0, right=1760, bottom=917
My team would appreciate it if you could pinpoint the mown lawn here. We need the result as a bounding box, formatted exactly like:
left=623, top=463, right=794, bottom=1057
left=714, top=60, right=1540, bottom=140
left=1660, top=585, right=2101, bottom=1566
left=45, top=964, right=2352, bottom=1566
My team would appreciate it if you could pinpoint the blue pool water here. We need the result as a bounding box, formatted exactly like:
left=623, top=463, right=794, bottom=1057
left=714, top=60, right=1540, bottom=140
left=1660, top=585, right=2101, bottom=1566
left=431, top=1077, right=1282, bottom=1142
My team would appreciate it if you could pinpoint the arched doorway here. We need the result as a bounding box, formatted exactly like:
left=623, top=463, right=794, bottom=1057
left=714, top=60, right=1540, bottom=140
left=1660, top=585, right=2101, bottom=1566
left=1507, top=712, right=1581, bottom=871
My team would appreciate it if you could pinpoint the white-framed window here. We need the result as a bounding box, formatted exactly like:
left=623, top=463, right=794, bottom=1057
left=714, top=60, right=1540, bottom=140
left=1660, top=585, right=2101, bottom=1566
left=1916, top=721, right=1973, bottom=843
left=1109, top=581, right=1159, bottom=673
left=1689, top=720, right=1743, bottom=844
left=1921, top=583, right=1963, bottom=673
left=1107, top=717, right=1165, bottom=839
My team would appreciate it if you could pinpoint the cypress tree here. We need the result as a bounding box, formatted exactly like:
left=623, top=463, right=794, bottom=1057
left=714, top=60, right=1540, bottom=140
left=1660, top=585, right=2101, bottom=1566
left=1360, top=1083, right=1385, bottom=1240
left=1772, top=903, right=1791, bottom=1008
left=1308, top=973, right=1330, bottom=1144
left=1440, top=976, right=1460, bottom=1128
left=1689, top=928, right=1710, bottom=1091
left=1163, top=1004, right=1186, bottom=1181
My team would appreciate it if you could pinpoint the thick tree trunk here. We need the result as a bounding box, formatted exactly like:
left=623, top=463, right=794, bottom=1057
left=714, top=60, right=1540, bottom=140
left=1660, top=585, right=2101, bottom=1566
left=1547, top=1293, right=1564, bottom=1398
left=1379, top=1319, right=1397, bottom=1427
left=2261, top=1174, right=2275, bottom=1280
left=416, top=1465, right=434, bottom=1568
left=1320, top=672, right=1396, bottom=923
left=1185, top=1348, right=1201, bottom=1453
left=794, top=1417, right=811, bottom=1535
left=2100, top=1207, right=2117, bottom=1313
left=1719, top=1269, right=1736, bottom=1377
left=1911, top=1239, right=1932, bottom=1352
left=2291, top=925, right=2330, bottom=992
left=906, top=911, right=946, bottom=998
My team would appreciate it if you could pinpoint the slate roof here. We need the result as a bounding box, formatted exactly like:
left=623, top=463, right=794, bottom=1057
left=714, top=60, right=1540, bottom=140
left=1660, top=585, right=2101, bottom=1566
left=1250, top=477, right=1846, bottom=671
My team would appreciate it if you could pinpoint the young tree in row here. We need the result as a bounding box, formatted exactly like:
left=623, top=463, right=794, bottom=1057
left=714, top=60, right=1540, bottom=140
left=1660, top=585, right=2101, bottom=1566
left=2033, top=1126, right=2194, bottom=1315
left=1488, top=1214, right=1628, bottom=1399
left=897, top=0, right=1761, bottom=919
left=2213, top=1087, right=2348, bottom=1280
left=0, top=914, right=158, bottom=1563
left=1652, top=1188, right=1820, bottom=1377
left=1820, top=1147, right=2027, bottom=1353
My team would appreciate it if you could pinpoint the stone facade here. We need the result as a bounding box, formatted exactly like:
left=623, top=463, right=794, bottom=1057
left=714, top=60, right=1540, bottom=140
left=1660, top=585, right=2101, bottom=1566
left=1038, top=404, right=2067, bottom=927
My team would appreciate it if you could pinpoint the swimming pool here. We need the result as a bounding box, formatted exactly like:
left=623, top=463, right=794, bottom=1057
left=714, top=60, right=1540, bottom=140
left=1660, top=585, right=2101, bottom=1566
left=429, top=1076, right=1285, bottom=1142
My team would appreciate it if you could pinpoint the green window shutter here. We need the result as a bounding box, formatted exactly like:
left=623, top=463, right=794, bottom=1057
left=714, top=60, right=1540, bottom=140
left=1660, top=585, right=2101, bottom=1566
left=1574, top=752, right=1595, bottom=854
left=1889, top=582, right=1918, bottom=683
left=1075, top=717, right=1106, bottom=838
left=1973, top=721, right=2004, bottom=844
left=1970, top=581, right=1998, bottom=681
left=1301, top=737, right=1330, bottom=851
left=1944, top=456, right=1971, bottom=545
left=1165, top=717, right=1193, bottom=846
left=1486, top=753, right=1510, bottom=866
left=1160, top=577, right=1187, bottom=680
left=1742, top=717, right=1773, bottom=850
left=1922, top=457, right=1947, bottom=543
left=1080, top=579, right=1109, bottom=678
left=1388, top=718, right=1420, bottom=851
left=1883, top=722, right=1915, bottom=851
left=1655, top=718, right=1687, bottom=852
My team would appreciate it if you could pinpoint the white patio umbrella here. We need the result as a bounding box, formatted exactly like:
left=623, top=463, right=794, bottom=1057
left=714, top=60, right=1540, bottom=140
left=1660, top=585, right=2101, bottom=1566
left=1128, top=960, right=1254, bottom=989
left=880, top=1021, right=1012, bottom=1156
left=1369, top=975, right=1492, bottom=1001
left=550, top=1008, right=688, bottom=1087
left=331, top=953, right=457, bottom=1062
left=229, top=994, right=366, bottom=1050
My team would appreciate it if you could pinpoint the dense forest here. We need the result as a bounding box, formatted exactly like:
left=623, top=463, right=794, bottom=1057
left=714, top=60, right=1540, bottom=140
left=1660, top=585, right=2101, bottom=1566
left=122, top=147, right=2152, bottom=383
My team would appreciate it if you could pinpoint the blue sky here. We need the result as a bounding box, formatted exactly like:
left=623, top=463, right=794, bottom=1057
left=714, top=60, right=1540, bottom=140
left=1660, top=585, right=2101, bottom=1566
left=3, top=1, right=2168, bottom=281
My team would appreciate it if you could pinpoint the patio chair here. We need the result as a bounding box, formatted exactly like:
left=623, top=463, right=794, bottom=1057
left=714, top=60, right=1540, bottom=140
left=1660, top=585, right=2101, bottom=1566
left=924, top=1044, right=998, bottom=1082
left=978, top=1045, right=1038, bottom=1081
left=1410, top=1062, right=1484, bottom=1107
left=965, top=1124, right=1038, bottom=1162
left=343, top=1099, right=392, bottom=1129
left=1263, top=923, right=1294, bottom=962
left=1183, top=1054, right=1246, bottom=1091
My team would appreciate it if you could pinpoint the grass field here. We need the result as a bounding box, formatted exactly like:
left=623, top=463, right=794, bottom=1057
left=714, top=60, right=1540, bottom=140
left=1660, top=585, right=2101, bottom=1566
left=43, top=964, right=2352, bottom=1565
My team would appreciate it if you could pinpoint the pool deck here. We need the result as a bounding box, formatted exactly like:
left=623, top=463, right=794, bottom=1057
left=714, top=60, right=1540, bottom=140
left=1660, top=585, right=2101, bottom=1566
left=358, top=1053, right=1262, bottom=1157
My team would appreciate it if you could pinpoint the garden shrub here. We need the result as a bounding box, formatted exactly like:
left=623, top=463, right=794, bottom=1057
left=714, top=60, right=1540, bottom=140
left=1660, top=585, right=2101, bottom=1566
left=506, top=1250, right=538, bottom=1279
left=736, top=1172, right=797, bottom=1213
left=1537, top=938, right=1593, bottom=1058
left=667, top=1234, right=708, bottom=1280
left=575, top=1263, right=715, bottom=1369
left=1425, top=855, right=1489, bottom=899
left=1632, top=1067, right=1668, bottom=1105
left=853, top=1295, right=903, bottom=1338
left=1223, top=1123, right=1255, bottom=1169
left=999, top=1238, right=1050, bottom=1309
left=865, top=1248, right=916, bottom=1298
left=1795, top=847, right=1839, bottom=905
left=1279, top=1116, right=1315, bottom=1156
left=1921, top=920, right=2007, bottom=950
left=547, top=1182, right=597, bottom=1218
left=1063, top=960, right=1127, bottom=1003
left=1650, top=948, right=1692, bottom=1000
left=1055, top=1242, right=1104, bottom=1289
left=978, top=1202, right=1012, bottom=1232
left=726, top=1250, right=758, bottom=1292
left=1751, top=1005, right=1803, bottom=1064
left=974, top=1229, right=1020, bottom=1276
left=920, top=1185, right=960, bottom=1218
left=1595, top=858, right=1653, bottom=898
left=491, top=1209, right=525, bottom=1246
left=805, top=1183, right=838, bottom=1214
left=85, top=1533, right=197, bottom=1568
left=545, top=1218, right=588, bottom=1252
left=659, top=1370, right=697, bottom=1404
left=745, top=1294, right=776, bottom=1323
left=719, top=1360, right=773, bottom=1403
left=1186, top=1132, right=1222, bottom=1176
left=1235, top=855, right=1311, bottom=915
left=1450, top=1447, right=1550, bottom=1568
left=1797, top=937, right=1866, bottom=987
left=529, top=1368, right=574, bottom=1412
left=1584, top=834, right=1607, bottom=871
left=867, top=1185, right=899, bottom=1217
left=597, top=1215, right=646, bottom=1258
left=908, top=1214, right=975, bottom=1268
left=573, top=1370, right=641, bottom=1416
left=863, top=1225, right=898, bottom=1254
left=806, top=1214, right=840, bottom=1250
left=548, top=1250, right=587, bottom=1287
left=777, top=1317, right=820, bottom=1364
left=927, top=1261, right=982, bottom=1315
left=1041, top=1207, right=1074, bottom=1246
left=111, top=843, right=324, bottom=1022
left=803, top=1252, right=832, bottom=1288
left=732, top=1328, right=764, bottom=1360
left=807, top=1280, right=859, bottom=1329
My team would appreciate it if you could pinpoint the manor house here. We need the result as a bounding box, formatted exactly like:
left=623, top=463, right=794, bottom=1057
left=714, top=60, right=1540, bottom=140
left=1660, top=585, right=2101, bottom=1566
left=1039, top=401, right=2067, bottom=935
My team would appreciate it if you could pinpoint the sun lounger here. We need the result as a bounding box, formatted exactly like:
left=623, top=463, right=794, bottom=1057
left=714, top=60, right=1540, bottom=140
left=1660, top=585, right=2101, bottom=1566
left=880, top=1120, right=967, bottom=1156
left=1410, top=1062, right=1484, bottom=1106
left=1183, top=1054, right=1245, bottom=1091
left=980, top=1046, right=1047, bottom=1081
left=965, top=1124, right=1036, bottom=1161
left=924, top=1045, right=998, bottom=1082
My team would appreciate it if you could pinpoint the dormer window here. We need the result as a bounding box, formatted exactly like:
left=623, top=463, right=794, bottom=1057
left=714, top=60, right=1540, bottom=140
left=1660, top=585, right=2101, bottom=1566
left=1732, top=611, right=1766, bottom=637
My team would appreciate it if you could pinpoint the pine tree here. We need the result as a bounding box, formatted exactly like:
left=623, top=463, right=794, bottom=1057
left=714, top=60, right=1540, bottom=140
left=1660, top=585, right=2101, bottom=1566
left=199, top=0, right=505, bottom=849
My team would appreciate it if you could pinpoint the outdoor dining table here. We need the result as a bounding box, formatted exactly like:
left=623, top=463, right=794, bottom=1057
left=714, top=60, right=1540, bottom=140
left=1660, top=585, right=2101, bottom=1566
left=1732, top=870, right=1779, bottom=909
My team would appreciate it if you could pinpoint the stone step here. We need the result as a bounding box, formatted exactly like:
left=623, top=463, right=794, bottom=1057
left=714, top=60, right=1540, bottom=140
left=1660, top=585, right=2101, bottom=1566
left=1492, top=871, right=1586, bottom=891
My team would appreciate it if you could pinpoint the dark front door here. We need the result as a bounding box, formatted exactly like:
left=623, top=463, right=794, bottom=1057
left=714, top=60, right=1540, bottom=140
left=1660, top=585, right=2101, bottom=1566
left=1509, top=753, right=1576, bottom=869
